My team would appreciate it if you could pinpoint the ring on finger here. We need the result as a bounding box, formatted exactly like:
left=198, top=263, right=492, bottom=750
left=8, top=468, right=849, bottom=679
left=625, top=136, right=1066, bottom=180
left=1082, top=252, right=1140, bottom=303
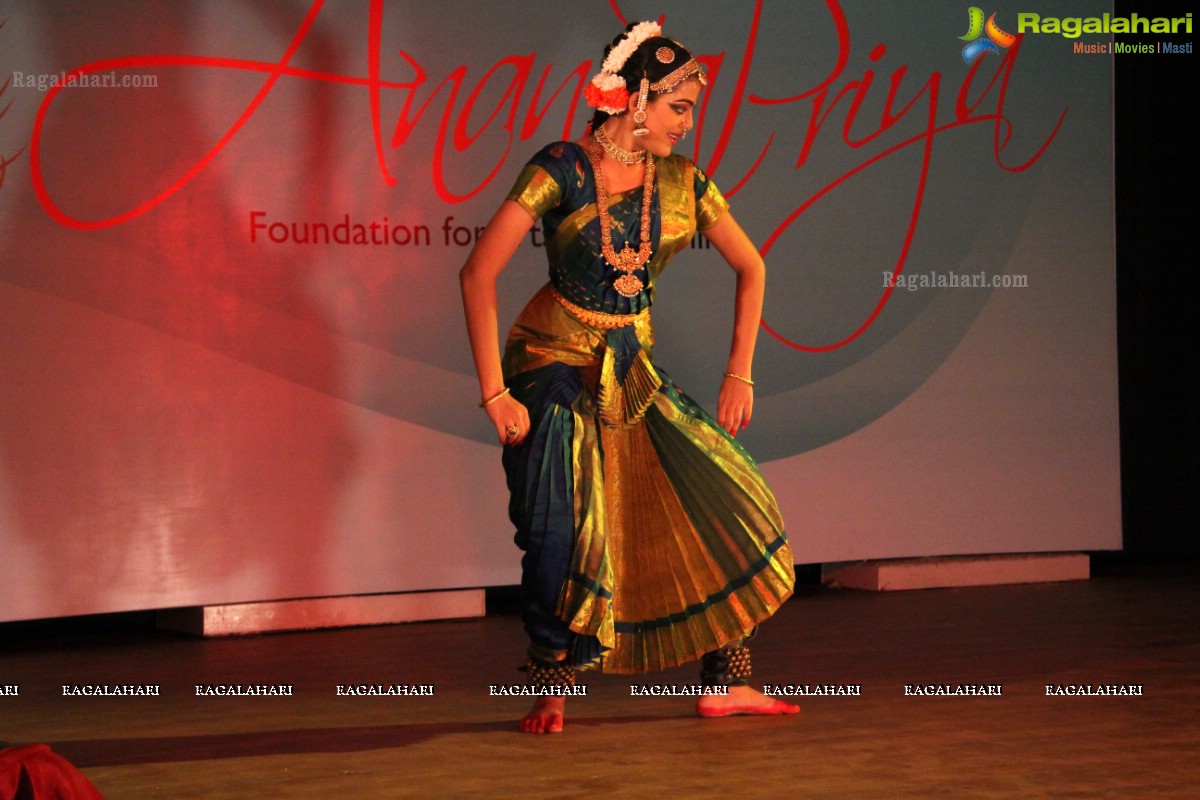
left=505, top=424, right=520, bottom=441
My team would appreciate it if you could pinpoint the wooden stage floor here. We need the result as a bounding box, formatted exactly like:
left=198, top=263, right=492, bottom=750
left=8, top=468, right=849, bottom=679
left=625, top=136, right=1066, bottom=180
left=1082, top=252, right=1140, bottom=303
left=2, top=559, right=1197, bottom=798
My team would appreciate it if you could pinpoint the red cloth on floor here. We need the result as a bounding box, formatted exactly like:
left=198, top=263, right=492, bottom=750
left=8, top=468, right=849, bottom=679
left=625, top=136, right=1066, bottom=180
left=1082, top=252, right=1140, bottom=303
left=0, top=745, right=104, bottom=800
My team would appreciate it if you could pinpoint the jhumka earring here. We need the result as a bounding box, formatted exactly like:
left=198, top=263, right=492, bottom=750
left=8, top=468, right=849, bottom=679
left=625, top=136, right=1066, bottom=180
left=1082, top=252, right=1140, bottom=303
left=632, top=76, right=649, bottom=136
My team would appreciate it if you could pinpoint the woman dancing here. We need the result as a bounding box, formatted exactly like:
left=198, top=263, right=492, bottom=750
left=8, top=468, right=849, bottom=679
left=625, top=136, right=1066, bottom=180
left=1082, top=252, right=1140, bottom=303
left=460, top=21, right=798, bottom=733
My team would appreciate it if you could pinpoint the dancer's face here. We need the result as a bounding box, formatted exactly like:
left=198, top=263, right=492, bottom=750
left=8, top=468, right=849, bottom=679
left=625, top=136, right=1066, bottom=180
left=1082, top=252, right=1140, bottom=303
left=639, top=78, right=701, bottom=158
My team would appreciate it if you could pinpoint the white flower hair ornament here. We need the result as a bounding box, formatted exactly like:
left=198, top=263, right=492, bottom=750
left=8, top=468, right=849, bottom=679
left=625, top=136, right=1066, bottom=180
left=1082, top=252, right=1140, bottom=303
left=584, top=21, right=662, bottom=114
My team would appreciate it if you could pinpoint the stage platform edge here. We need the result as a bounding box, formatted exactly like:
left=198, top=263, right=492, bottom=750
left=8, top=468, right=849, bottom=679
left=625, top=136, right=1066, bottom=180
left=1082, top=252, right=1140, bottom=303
left=821, top=553, right=1089, bottom=591
left=156, top=589, right=485, bottom=636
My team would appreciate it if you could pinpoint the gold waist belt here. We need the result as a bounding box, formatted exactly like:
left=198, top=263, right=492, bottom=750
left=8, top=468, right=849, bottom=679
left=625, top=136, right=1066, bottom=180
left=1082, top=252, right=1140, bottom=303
left=550, top=287, right=649, bottom=330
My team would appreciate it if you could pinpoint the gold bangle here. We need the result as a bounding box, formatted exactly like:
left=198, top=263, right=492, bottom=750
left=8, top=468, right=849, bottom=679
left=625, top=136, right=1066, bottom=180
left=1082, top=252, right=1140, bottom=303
left=479, top=387, right=511, bottom=408
left=723, top=372, right=755, bottom=387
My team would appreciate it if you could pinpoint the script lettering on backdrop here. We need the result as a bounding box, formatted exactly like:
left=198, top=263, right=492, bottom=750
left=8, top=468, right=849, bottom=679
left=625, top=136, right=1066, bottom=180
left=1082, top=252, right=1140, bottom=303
left=27, top=0, right=1064, bottom=351
left=1, top=20, right=26, bottom=193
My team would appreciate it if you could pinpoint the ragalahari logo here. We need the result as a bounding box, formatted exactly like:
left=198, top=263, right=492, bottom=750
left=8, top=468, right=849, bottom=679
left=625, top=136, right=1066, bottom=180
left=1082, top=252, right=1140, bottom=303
left=960, top=7, right=1017, bottom=63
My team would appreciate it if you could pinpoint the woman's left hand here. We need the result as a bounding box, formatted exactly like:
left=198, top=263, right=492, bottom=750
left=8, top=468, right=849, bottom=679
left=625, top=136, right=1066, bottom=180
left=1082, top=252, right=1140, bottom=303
left=717, top=375, right=753, bottom=437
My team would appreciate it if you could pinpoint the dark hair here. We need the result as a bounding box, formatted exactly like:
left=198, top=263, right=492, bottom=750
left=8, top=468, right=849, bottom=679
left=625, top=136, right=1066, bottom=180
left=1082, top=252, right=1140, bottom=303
left=588, top=24, right=698, bottom=130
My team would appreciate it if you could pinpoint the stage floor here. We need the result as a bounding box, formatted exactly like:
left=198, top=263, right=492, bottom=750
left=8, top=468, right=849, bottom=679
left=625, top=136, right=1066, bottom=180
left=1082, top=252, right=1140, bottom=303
left=2, top=560, right=1197, bottom=798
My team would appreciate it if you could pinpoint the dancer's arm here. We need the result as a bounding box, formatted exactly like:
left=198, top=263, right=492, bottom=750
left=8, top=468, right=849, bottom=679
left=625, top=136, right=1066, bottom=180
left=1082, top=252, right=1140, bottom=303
left=459, top=200, right=536, bottom=445
left=702, top=212, right=766, bottom=438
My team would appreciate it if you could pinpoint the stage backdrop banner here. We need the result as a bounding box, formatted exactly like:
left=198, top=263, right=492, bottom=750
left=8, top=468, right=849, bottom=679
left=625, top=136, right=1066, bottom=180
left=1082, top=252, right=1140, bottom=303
left=0, top=1, right=1123, bottom=622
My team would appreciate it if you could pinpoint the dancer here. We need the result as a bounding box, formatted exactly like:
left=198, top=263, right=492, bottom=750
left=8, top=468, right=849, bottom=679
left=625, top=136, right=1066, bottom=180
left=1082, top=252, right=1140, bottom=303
left=460, top=21, right=797, bottom=733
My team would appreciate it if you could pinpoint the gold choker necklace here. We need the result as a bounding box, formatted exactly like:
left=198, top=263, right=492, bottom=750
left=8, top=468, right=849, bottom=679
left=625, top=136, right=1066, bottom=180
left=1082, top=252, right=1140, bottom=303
left=593, top=125, right=645, bottom=164
left=585, top=138, right=655, bottom=297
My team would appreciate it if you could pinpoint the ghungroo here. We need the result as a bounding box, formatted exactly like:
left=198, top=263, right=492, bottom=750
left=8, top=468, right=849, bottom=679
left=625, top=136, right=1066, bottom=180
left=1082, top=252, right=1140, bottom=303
left=525, top=657, right=576, bottom=689
left=700, top=643, right=752, bottom=686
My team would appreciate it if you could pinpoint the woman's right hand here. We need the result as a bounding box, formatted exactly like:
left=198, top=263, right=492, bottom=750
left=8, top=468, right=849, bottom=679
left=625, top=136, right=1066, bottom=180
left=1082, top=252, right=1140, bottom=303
left=484, top=392, right=531, bottom=447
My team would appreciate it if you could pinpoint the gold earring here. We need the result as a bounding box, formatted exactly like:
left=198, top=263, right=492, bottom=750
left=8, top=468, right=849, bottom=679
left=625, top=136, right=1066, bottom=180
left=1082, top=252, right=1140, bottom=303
left=632, top=76, right=649, bottom=136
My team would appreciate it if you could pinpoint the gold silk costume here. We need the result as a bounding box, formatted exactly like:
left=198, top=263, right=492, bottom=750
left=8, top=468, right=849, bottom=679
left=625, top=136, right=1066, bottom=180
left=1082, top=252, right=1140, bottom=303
left=500, top=141, right=794, bottom=674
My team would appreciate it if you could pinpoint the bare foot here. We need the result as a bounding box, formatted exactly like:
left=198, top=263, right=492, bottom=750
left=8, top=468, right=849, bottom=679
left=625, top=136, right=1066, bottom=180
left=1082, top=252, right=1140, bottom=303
left=695, top=685, right=800, bottom=718
left=520, top=696, right=565, bottom=733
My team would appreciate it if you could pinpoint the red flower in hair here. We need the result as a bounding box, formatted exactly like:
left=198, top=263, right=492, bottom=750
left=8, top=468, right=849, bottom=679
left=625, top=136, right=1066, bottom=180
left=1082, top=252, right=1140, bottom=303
left=584, top=82, right=629, bottom=114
